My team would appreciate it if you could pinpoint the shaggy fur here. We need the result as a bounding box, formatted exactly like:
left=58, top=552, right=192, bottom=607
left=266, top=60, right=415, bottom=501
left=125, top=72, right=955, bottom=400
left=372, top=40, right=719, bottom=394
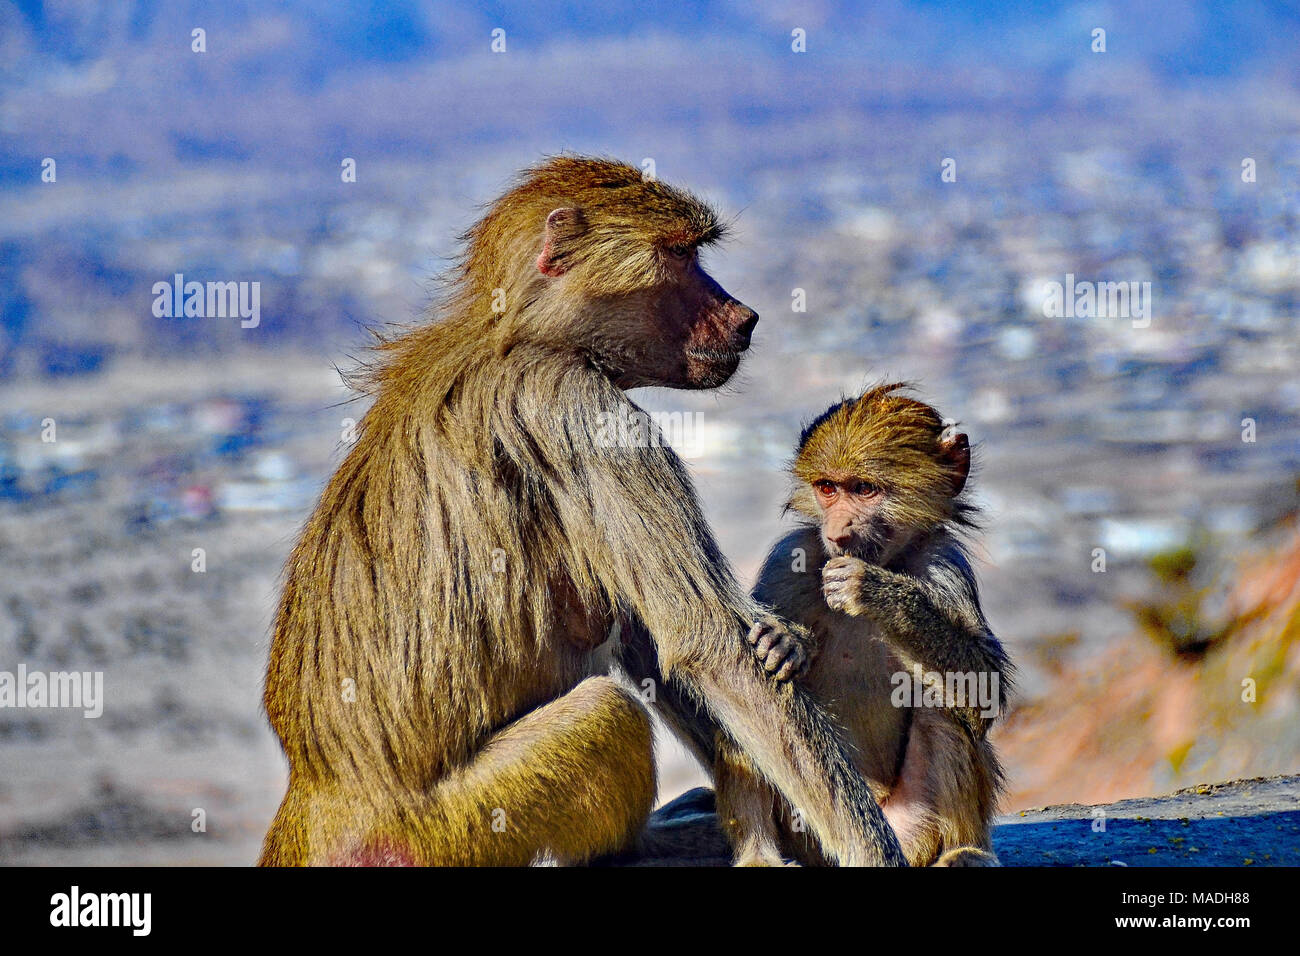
left=259, top=156, right=905, bottom=867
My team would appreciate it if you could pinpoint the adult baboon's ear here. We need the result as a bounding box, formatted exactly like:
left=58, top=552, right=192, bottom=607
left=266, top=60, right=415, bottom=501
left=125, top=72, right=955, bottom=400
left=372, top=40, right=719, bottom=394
left=939, top=431, right=970, bottom=496
left=536, top=207, right=586, bottom=276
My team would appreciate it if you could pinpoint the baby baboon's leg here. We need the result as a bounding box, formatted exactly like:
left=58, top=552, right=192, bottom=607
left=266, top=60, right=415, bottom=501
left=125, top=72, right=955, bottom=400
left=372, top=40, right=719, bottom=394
left=714, top=743, right=788, bottom=866
left=324, top=676, right=656, bottom=866
left=684, top=651, right=906, bottom=866
left=927, top=730, right=1002, bottom=866
left=884, top=714, right=1000, bottom=867
left=880, top=725, right=944, bottom=866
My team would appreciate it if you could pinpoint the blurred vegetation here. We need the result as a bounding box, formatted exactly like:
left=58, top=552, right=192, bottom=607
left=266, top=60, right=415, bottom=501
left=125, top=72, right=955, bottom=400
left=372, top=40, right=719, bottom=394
left=1129, top=542, right=1230, bottom=659
left=1128, top=482, right=1300, bottom=661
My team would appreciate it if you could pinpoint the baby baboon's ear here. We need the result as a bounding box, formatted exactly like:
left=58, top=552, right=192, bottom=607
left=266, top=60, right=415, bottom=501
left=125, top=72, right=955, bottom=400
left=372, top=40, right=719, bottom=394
left=939, top=431, right=970, bottom=496
left=536, top=207, right=586, bottom=276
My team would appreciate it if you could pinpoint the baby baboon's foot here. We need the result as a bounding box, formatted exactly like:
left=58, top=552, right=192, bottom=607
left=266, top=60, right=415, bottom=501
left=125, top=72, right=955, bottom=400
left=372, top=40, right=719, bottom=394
left=736, top=848, right=798, bottom=867
left=934, top=846, right=1000, bottom=867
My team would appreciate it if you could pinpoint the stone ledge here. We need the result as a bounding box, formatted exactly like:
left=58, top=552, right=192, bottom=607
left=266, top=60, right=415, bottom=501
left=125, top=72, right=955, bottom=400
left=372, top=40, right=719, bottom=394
left=612, top=774, right=1300, bottom=866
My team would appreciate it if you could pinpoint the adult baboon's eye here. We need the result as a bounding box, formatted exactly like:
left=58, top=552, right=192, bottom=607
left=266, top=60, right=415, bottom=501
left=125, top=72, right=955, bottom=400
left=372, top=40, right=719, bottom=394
left=666, top=243, right=692, bottom=260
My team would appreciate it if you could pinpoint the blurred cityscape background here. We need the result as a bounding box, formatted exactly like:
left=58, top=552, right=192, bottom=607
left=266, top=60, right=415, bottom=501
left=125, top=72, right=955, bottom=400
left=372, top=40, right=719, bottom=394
left=1, top=1, right=1299, bottom=863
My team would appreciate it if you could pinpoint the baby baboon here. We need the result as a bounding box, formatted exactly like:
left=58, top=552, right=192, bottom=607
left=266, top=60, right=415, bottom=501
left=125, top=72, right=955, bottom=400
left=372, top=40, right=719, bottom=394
left=259, top=157, right=905, bottom=866
left=719, top=383, right=1010, bottom=866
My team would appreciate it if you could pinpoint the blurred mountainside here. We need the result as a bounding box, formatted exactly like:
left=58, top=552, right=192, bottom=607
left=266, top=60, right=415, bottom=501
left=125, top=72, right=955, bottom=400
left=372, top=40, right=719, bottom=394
left=1000, top=506, right=1300, bottom=810
left=5, top=1, right=1300, bottom=366
left=6, top=1, right=1300, bottom=85
left=5, top=0, right=1300, bottom=196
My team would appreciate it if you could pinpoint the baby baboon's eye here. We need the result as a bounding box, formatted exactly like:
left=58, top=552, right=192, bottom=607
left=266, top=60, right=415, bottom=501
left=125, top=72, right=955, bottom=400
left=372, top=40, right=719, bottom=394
left=851, top=480, right=880, bottom=498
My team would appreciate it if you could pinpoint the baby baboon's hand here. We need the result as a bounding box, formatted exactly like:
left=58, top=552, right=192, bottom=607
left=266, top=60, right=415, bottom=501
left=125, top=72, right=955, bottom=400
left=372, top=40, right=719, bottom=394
left=746, top=616, right=811, bottom=682
left=822, top=555, right=872, bottom=616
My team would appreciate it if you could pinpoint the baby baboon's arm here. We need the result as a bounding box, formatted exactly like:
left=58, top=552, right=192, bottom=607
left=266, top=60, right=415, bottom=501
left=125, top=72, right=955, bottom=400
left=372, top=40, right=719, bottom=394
left=822, top=550, right=1009, bottom=719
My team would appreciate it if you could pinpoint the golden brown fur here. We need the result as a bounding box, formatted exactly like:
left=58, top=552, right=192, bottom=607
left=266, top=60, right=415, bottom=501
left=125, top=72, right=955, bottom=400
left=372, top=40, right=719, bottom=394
left=259, top=157, right=906, bottom=867
left=717, top=384, right=1010, bottom=867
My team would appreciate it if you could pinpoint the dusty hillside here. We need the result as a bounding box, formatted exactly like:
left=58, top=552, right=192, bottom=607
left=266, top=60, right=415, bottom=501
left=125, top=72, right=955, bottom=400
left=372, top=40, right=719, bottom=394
left=998, top=517, right=1300, bottom=810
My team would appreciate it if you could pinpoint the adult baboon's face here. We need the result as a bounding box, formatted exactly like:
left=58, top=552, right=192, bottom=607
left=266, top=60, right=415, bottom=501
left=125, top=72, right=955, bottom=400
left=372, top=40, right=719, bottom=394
left=529, top=178, right=756, bottom=391
left=617, top=245, right=758, bottom=390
